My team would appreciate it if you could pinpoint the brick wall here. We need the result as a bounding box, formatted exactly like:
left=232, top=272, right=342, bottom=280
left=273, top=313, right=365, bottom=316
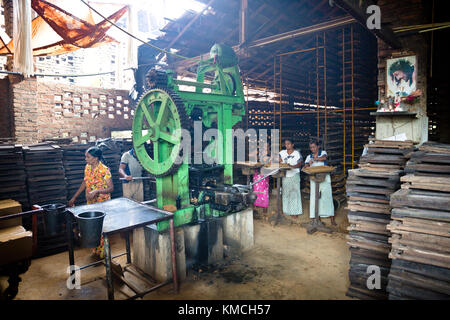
left=3, top=76, right=134, bottom=144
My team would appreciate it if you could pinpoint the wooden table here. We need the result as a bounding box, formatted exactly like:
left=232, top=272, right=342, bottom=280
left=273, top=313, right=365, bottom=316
left=66, top=197, right=178, bottom=300
left=301, top=166, right=335, bottom=234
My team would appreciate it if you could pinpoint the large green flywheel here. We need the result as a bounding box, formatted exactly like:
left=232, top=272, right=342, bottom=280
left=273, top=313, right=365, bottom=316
left=132, top=88, right=190, bottom=177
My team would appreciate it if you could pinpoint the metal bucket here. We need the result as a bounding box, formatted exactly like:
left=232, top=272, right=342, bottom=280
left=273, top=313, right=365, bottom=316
left=41, top=203, right=66, bottom=236
left=76, top=211, right=105, bottom=248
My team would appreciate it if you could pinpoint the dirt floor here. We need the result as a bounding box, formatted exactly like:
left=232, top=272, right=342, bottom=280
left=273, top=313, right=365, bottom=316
left=3, top=195, right=353, bottom=300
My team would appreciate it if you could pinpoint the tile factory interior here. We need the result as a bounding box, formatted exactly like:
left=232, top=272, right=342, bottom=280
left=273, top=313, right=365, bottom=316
left=0, top=0, right=449, bottom=303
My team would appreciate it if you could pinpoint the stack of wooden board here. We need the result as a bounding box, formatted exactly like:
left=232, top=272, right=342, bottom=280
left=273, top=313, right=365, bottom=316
left=23, top=144, right=68, bottom=258
left=62, top=144, right=93, bottom=206
left=358, top=139, right=414, bottom=171
left=345, top=139, right=414, bottom=299
left=23, top=144, right=67, bottom=206
left=0, top=145, right=29, bottom=210
left=386, top=143, right=450, bottom=299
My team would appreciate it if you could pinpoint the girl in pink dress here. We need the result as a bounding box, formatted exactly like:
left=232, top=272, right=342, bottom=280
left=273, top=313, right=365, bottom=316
left=252, top=144, right=271, bottom=211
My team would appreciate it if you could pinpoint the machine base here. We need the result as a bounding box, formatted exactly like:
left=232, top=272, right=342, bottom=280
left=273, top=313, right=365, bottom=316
left=221, top=208, right=254, bottom=252
left=184, top=218, right=224, bottom=268
left=132, top=225, right=186, bottom=283
left=132, top=208, right=254, bottom=282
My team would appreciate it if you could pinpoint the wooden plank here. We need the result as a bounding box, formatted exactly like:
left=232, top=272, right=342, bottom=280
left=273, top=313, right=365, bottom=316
left=402, top=182, right=450, bottom=193
left=387, top=278, right=450, bottom=300
left=350, top=247, right=391, bottom=261
left=348, top=201, right=391, bottom=210
left=347, top=235, right=391, bottom=252
left=391, top=258, right=450, bottom=282
left=390, top=246, right=450, bottom=269
left=390, top=230, right=450, bottom=248
left=347, top=176, right=399, bottom=189
left=358, top=163, right=402, bottom=171
left=348, top=230, right=389, bottom=243
left=406, top=163, right=450, bottom=174
left=360, top=154, right=407, bottom=165
left=350, top=255, right=391, bottom=268
left=347, top=239, right=391, bottom=253
left=391, top=207, right=450, bottom=222
left=417, top=154, right=450, bottom=165
left=347, top=185, right=394, bottom=195
left=348, top=222, right=389, bottom=236
left=347, top=203, right=391, bottom=214
left=348, top=211, right=391, bottom=224
left=420, top=143, right=450, bottom=154
left=349, top=168, right=402, bottom=178
left=401, top=174, right=450, bottom=185
left=388, top=219, right=450, bottom=238
left=394, top=216, right=450, bottom=230
left=347, top=285, right=388, bottom=300
left=390, top=189, right=450, bottom=211
left=389, top=237, right=450, bottom=254
left=349, top=196, right=390, bottom=204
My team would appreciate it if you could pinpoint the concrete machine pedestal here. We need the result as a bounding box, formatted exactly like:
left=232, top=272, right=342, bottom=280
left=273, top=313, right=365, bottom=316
left=132, top=208, right=254, bottom=282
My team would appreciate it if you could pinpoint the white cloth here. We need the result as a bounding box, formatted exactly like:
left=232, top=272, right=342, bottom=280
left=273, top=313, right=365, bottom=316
left=13, top=0, right=34, bottom=77
left=279, top=149, right=302, bottom=177
left=305, top=150, right=327, bottom=167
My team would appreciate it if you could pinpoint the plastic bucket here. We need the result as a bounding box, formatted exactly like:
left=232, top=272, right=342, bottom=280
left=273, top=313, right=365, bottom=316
left=76, top=211, right=106, bottom=248
left=42, top=203, right=66, bottom=236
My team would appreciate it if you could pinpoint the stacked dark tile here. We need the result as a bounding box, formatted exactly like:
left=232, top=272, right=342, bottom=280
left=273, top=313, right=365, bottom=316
left=0, top=144, right=29, bottom=210
left=62, top=144, right=93, bottom=206
left=23, top=144, right=68, bottom=257
left=23, top=144, right=67, bottom=206
left=387, top=141, right=450, bottom=299
left=345, top=139, right=414, bottom=299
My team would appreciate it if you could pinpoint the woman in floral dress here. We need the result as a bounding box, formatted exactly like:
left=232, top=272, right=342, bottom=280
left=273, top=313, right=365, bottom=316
left=68, top=147, right=114, bottom=258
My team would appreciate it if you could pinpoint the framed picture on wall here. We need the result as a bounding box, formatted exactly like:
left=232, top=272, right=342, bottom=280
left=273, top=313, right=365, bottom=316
left=386, top=55, right=417, bottom=100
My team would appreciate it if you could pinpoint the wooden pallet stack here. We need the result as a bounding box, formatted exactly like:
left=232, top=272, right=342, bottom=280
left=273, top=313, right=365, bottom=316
left=386, top=142, right=450, bottom=299
left=0, top=145, right=29, bottom=210
left=345, top=139, right=414, bottom=299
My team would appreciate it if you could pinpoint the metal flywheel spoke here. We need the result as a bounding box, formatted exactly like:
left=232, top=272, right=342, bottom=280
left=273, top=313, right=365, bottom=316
left=135, top=132, right=151, bottom=146
left=141, top=103, right=156, bottom=126
left=156, top=96, right=168, bottom=125
left=159, top=131, right=178, bottom=145
left=153, top=141, right=159, bottom=162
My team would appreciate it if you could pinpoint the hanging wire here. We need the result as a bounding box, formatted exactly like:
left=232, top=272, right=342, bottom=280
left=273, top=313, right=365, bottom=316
left=79, top=0, right=201, bottom=62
